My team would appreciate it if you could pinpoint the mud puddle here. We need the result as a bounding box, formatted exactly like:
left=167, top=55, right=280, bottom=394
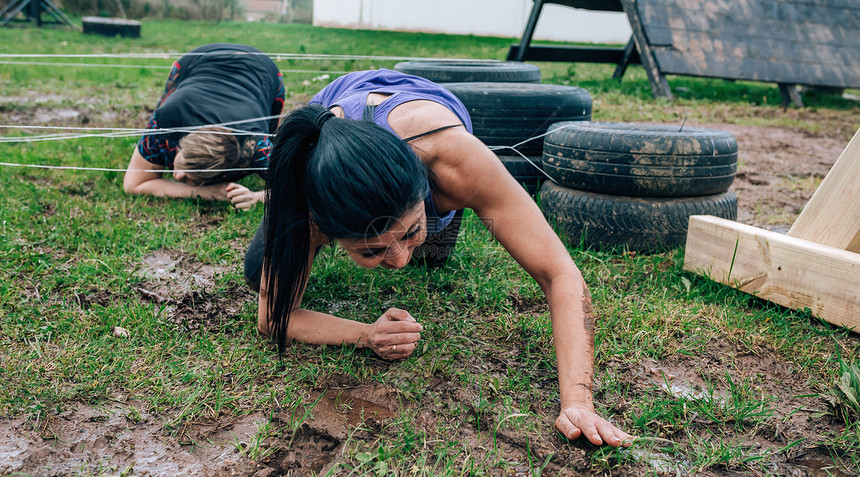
left=0, top=384, right=400, bottom=477
left=133, top=249, right=253, bottom=331
left=0, top=402, right=254, bottom=476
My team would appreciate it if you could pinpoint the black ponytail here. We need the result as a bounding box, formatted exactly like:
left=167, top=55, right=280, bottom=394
left=263, top=103, right=428, bottom=353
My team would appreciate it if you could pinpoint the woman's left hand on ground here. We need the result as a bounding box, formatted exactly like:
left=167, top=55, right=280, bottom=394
left=226, top=183, right=261, bottom=211
left=367, top=308, right=423, bottom=361
left=555, top=402, right=633, bottom=447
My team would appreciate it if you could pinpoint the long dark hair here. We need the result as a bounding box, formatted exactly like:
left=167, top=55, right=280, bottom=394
left=263, top=103, right=428, bottom=352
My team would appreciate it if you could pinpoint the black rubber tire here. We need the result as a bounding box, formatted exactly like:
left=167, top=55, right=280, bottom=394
left=394, top=60, right=541, bottom=83
left=443, top=82, right=592, bottom=156
left=497, top=155, right=544, bottom=194
left=540, top=181, right=738, bottom=253
left=82, top=16, right=141, bottom=38
left=543, top=121, right=738, bottom=197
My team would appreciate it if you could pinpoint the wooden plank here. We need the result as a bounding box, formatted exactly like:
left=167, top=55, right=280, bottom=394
left=683, top=215, right=860, bottom=332
left=642, top=17, right=859, bottom=51
left=787, top=128, right=860, bottom=253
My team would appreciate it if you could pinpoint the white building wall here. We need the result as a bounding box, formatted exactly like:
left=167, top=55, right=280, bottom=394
left=313, top=0, right=631, bottom=44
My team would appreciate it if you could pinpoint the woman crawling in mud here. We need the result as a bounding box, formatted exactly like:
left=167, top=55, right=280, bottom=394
left=244, top=69, right=632, bottom=447
left=123, top=43, right=285, bottom=211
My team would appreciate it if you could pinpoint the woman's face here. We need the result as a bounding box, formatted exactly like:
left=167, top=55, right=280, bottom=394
left=339, top=203, right=428, bottom=270
left=172, top=151, right=203, bottom=185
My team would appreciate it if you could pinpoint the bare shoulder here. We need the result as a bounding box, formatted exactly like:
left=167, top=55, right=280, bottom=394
left=386, top=99, right=523, bottom=212
left=420, top=127, right=519, bottom=213
left=386, top=100, right=465, bottom=143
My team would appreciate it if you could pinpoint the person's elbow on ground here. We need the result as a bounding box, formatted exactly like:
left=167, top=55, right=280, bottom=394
left=122, top=173, right=144, bottom=195
left=123, top=173, right=164, bottom=197
left=124, top=148, right=166, bottom=197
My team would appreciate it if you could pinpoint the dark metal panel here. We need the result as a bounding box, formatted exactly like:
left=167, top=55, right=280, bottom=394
left=650, top=29, right=860, bottom=67
left=654, top=49, right=856, bottom=88
left=641, top=23, right=858, bottom=49
left=636, top=0, right=860, bottom=89
left=640, top=2, right=860, bottom=44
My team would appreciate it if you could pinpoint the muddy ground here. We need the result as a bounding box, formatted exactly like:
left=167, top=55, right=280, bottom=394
left=1, top=102, right=858, bottom=476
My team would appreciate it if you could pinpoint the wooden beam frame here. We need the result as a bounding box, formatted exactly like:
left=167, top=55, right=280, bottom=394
left=684, top=126, right=860, bottom=333
left=787, top=127, right=860, bottom=253
left=684, top=216, right=860, bottom=331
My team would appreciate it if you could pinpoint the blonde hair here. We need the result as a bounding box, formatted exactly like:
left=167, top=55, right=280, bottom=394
left=177, top=127, right=257, bottom=184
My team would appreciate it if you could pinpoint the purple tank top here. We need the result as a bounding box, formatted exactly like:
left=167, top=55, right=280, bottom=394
left=310, top=69, right=472, bottom=234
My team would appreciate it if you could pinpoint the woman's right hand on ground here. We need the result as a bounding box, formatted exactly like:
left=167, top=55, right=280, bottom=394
left=225, top=183, right=262, bottom=211
left=556, top=402, right=633, bottom=447
left=367, top=308, right=423, bottom=360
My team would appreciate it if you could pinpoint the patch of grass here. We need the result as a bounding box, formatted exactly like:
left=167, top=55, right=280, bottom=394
left=824, top=421, right=860, bottom=471
left=1, top=20, right=860, bottom=476
left=825, top=355, right=860, bottom=424
left=685, top=430, right=768, bottom=474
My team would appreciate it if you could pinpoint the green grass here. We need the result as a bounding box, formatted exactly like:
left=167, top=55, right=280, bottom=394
left=1, top=19, right=860, bottom=476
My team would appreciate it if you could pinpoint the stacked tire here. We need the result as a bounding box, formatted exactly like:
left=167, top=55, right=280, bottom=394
left=394, top=61, right=738, bottom=253
left=539, top=122, right=739, bottom=252
left=393, top=60, right=545, bottom=265
left=394, top=60, right=592, bottom=194
left=393, top=60, right=541, bottom=84
left=444, top=82, right=592, bottom=193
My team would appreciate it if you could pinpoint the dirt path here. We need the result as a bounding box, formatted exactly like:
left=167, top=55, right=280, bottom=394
left=697, top=122, right=849, bottom=232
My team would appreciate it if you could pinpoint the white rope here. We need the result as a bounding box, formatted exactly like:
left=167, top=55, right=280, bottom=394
left=0, top=129, right=270, bottom=143
left=0, top=60, right=351, bottom=74
left=0, top=114, right=279, bottom=131
left=0, top=114, right=282, bottom=143
left=3, top=128, right=270, bottom=141
left=0, top=134, right=563, bottom=176
left=0, top=124, right=264, bottom=134
left=0, top=129, right=268, bottom=142
left=0, top=123, right=581, bottom=176
left=0, top=52, right=496, bottom=62
left=0, top=162, right=267, bottom=173
left=0, top=52, right=499, bottom=74
left=487, top=123, right=578, bottom=180
left=0, top=61, right=171, bottom=69
left=0, top=125, right=140, bottom=131
left=489, top=146, right=554, bottom=181
left=0, top=50, right=546, bottom=173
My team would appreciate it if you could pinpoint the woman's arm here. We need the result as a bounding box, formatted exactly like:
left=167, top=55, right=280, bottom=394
left=257, top=232, right=423, bottom=360
left=123, top=148, right=230, bottom=202
left=421, top=126, right=631, bottom=447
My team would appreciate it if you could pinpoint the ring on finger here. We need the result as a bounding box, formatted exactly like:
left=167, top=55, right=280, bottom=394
left=392, top=344, right=397, bottom=352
